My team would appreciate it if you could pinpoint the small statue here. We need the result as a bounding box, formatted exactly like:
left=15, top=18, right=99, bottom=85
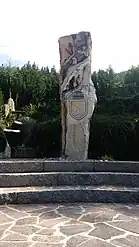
left=8, top=89, right=15, bottom=112
left=4, top=89, right=15, bottom=117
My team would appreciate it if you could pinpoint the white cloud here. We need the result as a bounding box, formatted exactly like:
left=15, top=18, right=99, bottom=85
left=0, top=0, right=139, bottom=71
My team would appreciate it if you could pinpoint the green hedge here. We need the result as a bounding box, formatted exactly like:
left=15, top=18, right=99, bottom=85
left=89, top=114, right=138, bottom=160
left=25, top=114, right=139, bottom=161
left=97, top=94, right=139, bottom=115
left=26, top=118, right=61, bottom=157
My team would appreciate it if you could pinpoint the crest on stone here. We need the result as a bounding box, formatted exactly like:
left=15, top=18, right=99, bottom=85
left=69, top=99, right=88, bottom=121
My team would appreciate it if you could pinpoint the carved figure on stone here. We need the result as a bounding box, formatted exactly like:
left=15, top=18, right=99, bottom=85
left=4, top=89, right=15, bottom=117
left=7, top=97, right=15, bottom=112
left=59, top=31, right=97, bottom=160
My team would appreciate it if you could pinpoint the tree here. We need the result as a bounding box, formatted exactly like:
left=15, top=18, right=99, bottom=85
left=124, top=66, right=139, bottom=95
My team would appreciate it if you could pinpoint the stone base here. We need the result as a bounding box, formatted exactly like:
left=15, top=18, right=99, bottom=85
left=65, top=123, right=89, bottom=160
left=0, top=186, right=139, bottom=204
left=1, top=172, right=139, bottom=187
left=0, top=159, right=139, bottom=204
left=0, top=159, right=139, bottom=173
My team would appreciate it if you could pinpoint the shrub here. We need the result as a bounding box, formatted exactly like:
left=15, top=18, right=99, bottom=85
left=89, top=114, right=138, bottom=160
left=25, top=117, right=61, bottom=158
left=97, top=94, right=139, bottom=115
left=19, top=113, right=139, bottom=161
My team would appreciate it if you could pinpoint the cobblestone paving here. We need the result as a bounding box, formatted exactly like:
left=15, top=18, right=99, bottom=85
left=0, top=203, right=139, bottom=246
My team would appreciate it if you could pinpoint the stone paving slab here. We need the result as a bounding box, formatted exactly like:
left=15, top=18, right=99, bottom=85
left=0, top=203, right=139, bottom=246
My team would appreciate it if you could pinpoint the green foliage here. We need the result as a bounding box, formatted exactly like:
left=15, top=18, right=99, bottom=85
left=102, top=154, right=114, bottom=161
left=18, top=113, right=139, bottom=161
left=125, top=66, right=139, bottom=85
left=2, top=112, right=17, bottom=128
left=89, top=114, right=138, bottom=161
left=96, top=94, right=139, bottom=115
left=0, top=62, right=139, bottom=160
left=0, top=63, right=59, bottom=108
left=25, top=118, right=61, bottom=157
left=92, top=66, right=120, bottom=98
left=0, top=90, right=3, bottom=106
left=123, top=66, right=139, bottom=96
left=23, top=104, right=37, bottom=118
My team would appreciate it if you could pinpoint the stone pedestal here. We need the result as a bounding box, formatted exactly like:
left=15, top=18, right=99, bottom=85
left=59, top=31, right=97, bottom=160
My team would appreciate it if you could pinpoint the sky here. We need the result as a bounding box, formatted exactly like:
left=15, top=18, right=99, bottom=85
left=0, top=0, right=139, bottom=72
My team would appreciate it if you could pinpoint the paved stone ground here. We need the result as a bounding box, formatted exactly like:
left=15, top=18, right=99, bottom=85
left=0, top=203, right=139, bottom=246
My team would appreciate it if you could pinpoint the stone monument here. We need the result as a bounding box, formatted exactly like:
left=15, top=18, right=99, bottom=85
left=59, top=31, right=97, bottom=160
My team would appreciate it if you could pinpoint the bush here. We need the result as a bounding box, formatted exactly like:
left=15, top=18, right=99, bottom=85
left=97, top=94, right=139, bottom=115
left=25, top=117, right=61, bottom=158
left=89, top=114, right=138, bottom=160
left=19, top=113, right=139, bottom=161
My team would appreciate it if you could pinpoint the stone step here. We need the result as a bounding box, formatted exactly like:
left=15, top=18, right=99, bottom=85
left=1, top=172, right=139, bottom=187
left=0, top=185, right=139, bottom=204
left=1, top=159, right=139, bottom=173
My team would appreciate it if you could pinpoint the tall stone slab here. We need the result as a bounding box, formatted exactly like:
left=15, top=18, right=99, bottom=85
left=59, top=31, right=97, bottom=160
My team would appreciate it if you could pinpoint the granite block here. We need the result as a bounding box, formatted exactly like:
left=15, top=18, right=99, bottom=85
left=0, top=160, right=44, bottom=173
left=0, top=160, right=139, bottom=173
left=0, top=173, right=57, bottom=187
left=1, top=172, right=139, bottom=187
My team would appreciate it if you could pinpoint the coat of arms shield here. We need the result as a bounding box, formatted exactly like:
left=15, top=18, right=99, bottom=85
left=69, top=100, right=88, bottom=121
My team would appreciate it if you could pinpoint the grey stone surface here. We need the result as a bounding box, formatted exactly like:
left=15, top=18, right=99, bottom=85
left=80, top=209, right=119, bottom=223
left=108, top=220, right=139, bottom=234
left=110, top=235, right=139, bottom=247
left=0, top=243, right=30, bottom=247
left=1, top=159, right=139, bottom=173
left=93, top=160, right=139, bottom=172
left=0, top=159, right=44, bottom=173
left=0, top=173, right=58, bottom=187
left=44, top=160, right=95, bottom=172
left=59, top=31, right=97, bottom=160
left=60, top=222, right=91, bottom=236
left=89, top=223, right=124, bottom=239
left=67, top=237, right=114, bottom=247
left=56, top=172, right=139, bottom=187
left=0, top=203, right=138, bottom=246
left=0, top=186, right=139, bottom=204
left=1, top=172, right=139, bottom=187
